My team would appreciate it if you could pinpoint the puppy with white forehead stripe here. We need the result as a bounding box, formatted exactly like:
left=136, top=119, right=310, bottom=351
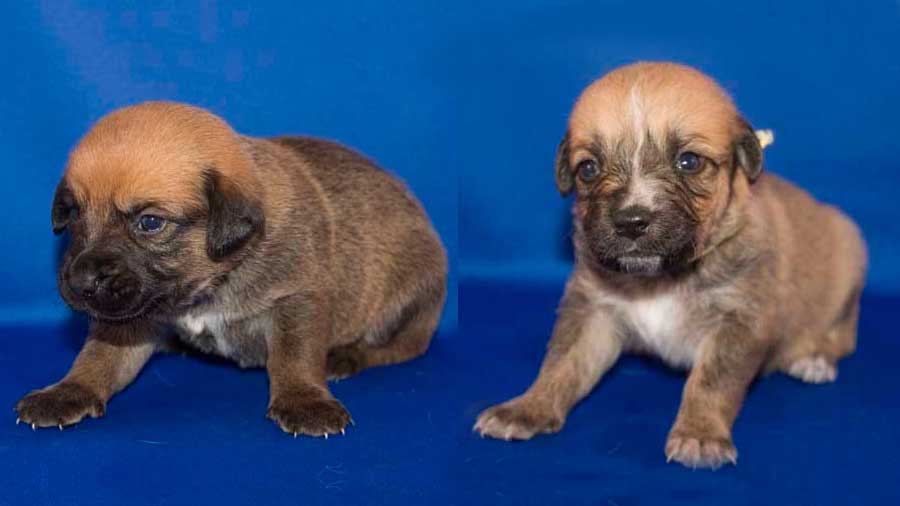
left=475, top=62, right=866, bottom=468
left=16, top=101, right=447, bottom=437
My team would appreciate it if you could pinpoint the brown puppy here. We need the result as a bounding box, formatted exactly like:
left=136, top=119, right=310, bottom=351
left=16, top=101, right=447, bottom=437
left=475, top=62, right=866, bottom=468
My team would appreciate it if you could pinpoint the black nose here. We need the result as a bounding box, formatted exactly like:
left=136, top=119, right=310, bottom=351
left=612, top=206, right=653, bottom=240
left=68, top=255, right=119, bottom=299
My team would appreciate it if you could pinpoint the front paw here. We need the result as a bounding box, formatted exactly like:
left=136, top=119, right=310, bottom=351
left=474, top=397, right=563, bottom=441
left=665, top=427, right=737, bottom=469
left=15, top=382, right=105, bottom=430
left=267, top=388, right=352, bottom=438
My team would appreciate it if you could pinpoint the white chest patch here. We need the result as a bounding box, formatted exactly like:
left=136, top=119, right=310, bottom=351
left=625, top=293, right=681, bottom=341
left=598, top=290, right=698, bottom=368
left=176, top=311, right=233, bottom=357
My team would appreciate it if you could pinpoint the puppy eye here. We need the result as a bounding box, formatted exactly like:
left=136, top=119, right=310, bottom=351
left=675, top=152, right=703, bottom=173
left=136, top=214, right=166, bottom=234
left=577, top=160, right=600, bottom=182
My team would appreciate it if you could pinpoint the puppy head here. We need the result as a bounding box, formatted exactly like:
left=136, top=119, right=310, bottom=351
left=556, top=62, right=762, bottom=276
left=52, top=102, right=265, bottom=321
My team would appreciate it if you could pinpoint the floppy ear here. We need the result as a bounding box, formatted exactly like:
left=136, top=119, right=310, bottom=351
left=733, top=117, right=764, bottom=183
left=204, top=170, right=265, bottom=262
left=555, top=131, right=574, bottom=196
left=51, top=179, right=77, bottom=234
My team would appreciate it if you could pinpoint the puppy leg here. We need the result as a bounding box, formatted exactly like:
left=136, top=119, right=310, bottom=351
left=786, top=356, right=837, bottom=384
left=666, top=324, right=769, bottom=469
left=327, top=285, right=444, bottom=380
left=16, top=322, right=158, bottom=429
left=782, top=294, right=860, bottom=384
left=475, top=291, right=623, bottom=441
left=266, top=294, right=352, bottom=437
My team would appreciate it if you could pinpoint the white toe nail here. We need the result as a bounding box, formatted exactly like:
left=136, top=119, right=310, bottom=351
left=31, top=423, right=36, bottom=430
left=293, top=432, right=298, bottom=438
left=15, top=418, right=20, bottom=425
left=59, top=424, right=63, bottom=431
left=341, top=429, right=345, bottom=436
left=324, top=433, right=329, bottom=440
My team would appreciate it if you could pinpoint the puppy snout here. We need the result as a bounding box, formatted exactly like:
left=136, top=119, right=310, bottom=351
left=68, top=255, right=116, bottom=297
left=612, top=206, right=653, bottom=240
left=67, top=254, right=131, bottom=302
left=68, top=269, right=100, bottom=299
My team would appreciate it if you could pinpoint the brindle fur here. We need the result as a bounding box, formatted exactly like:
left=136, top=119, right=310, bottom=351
left=475, top=62, right=866, bottom=469
left=16, top=102, right=447, bottom=437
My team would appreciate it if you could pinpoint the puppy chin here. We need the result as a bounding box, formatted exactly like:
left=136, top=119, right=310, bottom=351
left=88, top=307, right=149, bottom=323
left=615, top=255, right=663, bottom=276
left=61, top=288, right=157, bottom=323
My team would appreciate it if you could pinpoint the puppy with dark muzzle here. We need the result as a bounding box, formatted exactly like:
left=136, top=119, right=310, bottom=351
left=475, top=62, right=866, bottom=468
left=15, top=101, right=447, bottom=437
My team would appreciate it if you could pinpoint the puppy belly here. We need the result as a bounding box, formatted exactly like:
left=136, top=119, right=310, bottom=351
left=175, top=311, right=270, bottom=368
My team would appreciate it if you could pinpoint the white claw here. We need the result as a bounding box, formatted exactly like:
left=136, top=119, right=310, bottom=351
left=31, top=423, right=36, bottom=430
left=15, top=418, right=20, bottom=425
left=341, top=428, right=345, bottom=436
left=324, top=433, right=329, bottom=440
left=293, top=432, right=298, bottom=438
left=59, top=424, right=64, bottom=431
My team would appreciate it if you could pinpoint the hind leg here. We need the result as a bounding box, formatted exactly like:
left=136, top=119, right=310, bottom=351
left=327, top=289, right=444, bottom=381
left=786, top=356, right=837, bottom=384
left=781, top=300, right=859, bottom=384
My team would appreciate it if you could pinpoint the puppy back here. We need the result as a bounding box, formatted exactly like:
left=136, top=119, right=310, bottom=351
left=269, top=136, right=438, bottom=231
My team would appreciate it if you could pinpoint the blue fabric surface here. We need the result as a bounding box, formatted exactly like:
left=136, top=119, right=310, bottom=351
left=3, top=279, right=899, bottom=505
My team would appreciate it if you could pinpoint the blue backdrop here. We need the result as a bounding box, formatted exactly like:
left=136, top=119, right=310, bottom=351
left=2, top=1, right=899, bottom=505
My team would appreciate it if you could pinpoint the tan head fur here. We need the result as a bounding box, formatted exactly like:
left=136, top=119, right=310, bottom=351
left=65, top=101, right=260, bottom=221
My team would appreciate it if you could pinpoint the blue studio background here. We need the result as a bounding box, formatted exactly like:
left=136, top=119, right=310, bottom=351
left=0, top=1, right=897, bottom=506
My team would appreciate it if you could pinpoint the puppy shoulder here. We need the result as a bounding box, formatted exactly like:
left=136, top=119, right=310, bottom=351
left=753, top=172, right=847, bottom=223
left=754, top=172, right=862, bottom=247
left=751, top=171, right=867, bottom=305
